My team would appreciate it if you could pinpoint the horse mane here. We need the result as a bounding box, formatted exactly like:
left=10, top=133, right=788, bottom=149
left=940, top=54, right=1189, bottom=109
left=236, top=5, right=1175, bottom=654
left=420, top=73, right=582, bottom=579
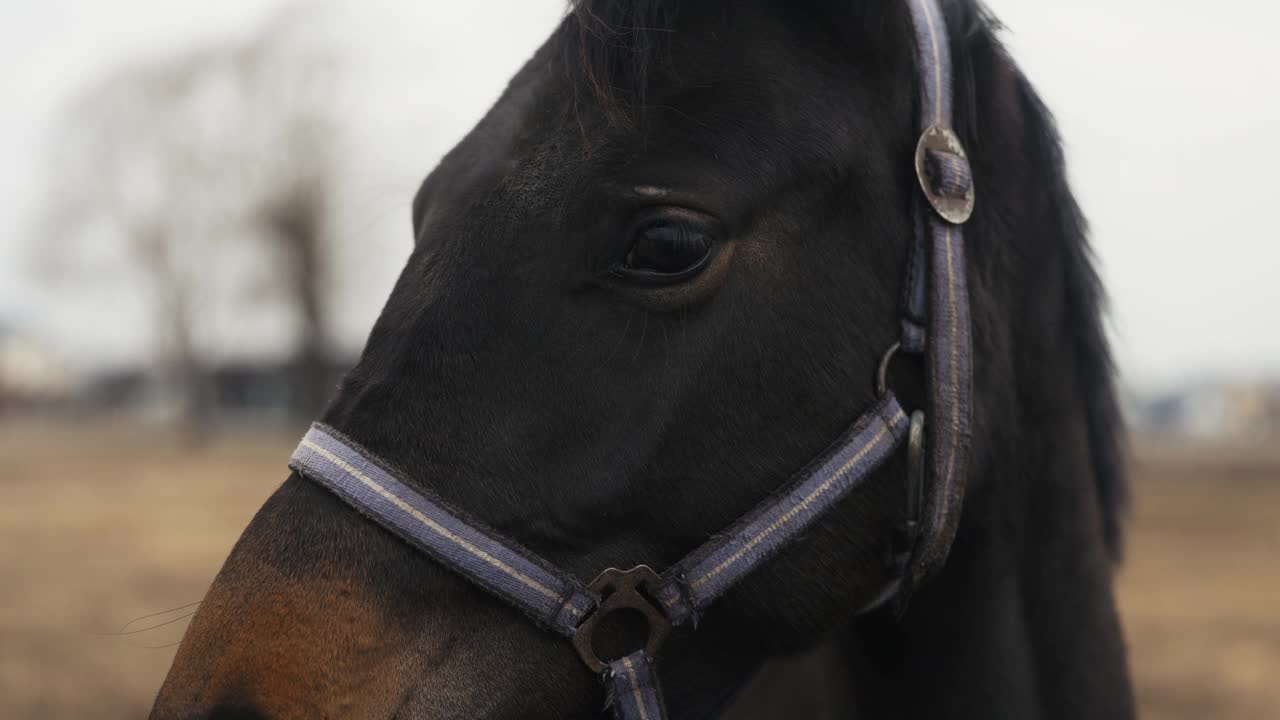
left=1014, top=84, right=1130, bottom=559
left=563, top=0, right=677, bottom=125
left=942, top=1, right=1129, bottom=559
left=562, top=0, right=1128, bottom=559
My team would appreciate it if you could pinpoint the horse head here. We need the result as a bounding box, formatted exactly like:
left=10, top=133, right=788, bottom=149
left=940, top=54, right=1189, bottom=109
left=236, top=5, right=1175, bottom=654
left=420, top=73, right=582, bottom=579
left=152, top=1, right=1131, bottom=718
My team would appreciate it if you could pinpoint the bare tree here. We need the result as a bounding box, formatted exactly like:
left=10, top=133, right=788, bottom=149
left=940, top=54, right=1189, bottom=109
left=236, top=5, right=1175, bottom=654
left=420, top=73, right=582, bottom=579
left=40, top=50, right=244, bottom=423
left=38, top=4, right=345, bottom=422
left=237, top=8, right=343, bottom=417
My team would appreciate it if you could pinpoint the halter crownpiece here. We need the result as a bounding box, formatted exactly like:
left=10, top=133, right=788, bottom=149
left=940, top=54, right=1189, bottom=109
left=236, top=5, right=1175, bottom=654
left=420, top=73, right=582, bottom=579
left=288, top=1, right=973, bottom=716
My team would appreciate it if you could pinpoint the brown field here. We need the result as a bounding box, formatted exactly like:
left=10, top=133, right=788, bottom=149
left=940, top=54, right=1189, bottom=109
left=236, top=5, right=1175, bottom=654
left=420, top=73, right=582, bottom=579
left=1, top=422, right=1277, bottom=719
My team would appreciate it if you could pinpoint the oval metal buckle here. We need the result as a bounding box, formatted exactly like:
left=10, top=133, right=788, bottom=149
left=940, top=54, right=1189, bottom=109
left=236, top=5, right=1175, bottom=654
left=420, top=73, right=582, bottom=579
left=572, top=566, right=671, bottom=674
left=915, top=125, right=975, bottom=225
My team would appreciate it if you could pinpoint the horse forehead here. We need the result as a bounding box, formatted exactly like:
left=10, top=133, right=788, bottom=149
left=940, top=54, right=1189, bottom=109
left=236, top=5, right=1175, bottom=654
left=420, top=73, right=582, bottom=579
left=474, top=8, right=852, bottom=163
left=420, top=5, right=883, bottom=260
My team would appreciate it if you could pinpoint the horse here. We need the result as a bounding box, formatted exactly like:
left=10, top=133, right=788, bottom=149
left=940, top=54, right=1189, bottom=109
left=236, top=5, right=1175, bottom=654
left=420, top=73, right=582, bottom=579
left=150, top=0, right=1134, bottom=717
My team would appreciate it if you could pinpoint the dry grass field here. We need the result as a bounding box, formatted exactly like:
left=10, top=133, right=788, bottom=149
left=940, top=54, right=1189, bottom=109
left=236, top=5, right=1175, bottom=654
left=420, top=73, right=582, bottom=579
left=1, top=421, right=1277, bottom=719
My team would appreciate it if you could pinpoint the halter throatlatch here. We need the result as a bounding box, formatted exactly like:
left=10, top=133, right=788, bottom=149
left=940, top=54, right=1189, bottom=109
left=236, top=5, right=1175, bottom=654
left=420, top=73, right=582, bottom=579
left=288, top=1, right=973, bottom=717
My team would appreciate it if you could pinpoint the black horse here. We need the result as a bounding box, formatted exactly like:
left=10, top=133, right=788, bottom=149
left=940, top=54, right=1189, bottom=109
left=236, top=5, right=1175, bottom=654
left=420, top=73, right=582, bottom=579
left=152, top=1, right=1134, bottom=718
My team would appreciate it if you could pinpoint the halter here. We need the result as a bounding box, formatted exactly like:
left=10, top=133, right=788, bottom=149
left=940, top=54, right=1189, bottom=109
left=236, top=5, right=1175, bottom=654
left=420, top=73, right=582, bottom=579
left=289, top=0, right=973, bottom=716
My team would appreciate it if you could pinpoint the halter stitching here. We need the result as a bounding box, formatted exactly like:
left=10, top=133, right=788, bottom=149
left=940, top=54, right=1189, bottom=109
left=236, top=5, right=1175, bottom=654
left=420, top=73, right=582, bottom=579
left=943, top=226, right=959, bottom=504
left=689, top=409, right=905, bottom=591
left=299, top=438, right=578, bottom=612
left=919, top=0, right=944, bottom=126
left=621, top=656, right=651, bottom=720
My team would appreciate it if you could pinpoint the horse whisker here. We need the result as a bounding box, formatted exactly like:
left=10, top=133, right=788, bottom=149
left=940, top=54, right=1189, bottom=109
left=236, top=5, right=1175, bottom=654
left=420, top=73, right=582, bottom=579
left=95, top=611, right=198, bottom=637
left=96, top=603, right=203, bottom=637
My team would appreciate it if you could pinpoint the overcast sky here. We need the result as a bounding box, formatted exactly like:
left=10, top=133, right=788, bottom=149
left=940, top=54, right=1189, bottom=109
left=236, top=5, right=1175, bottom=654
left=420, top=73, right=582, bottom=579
left=1, top=0, right=1275, bottom=390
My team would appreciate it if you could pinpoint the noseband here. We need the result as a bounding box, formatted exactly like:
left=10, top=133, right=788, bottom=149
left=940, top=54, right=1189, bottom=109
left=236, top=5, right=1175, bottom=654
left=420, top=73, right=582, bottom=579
left=289, top=1, right=973, bottom=716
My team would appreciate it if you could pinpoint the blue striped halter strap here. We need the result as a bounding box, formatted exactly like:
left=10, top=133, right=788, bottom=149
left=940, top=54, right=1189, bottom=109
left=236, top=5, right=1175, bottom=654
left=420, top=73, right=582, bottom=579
left=289, top=0, right=974, bottom=717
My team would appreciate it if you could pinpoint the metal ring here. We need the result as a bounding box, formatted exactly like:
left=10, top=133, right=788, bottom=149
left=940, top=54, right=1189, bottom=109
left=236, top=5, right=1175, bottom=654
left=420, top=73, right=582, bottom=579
left=571, top=566, right=671, bottom=674
left=877, top=342, right=902, bottom=397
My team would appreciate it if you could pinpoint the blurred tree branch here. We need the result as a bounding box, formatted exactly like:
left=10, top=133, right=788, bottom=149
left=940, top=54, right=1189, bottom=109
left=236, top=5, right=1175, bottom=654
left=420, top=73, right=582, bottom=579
left=37, top=4, right=345, bottom=424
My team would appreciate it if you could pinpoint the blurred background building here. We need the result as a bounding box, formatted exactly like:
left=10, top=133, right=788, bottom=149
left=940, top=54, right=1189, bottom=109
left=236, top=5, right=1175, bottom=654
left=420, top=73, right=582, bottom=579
left=1, top=1, right=1276, bottom=719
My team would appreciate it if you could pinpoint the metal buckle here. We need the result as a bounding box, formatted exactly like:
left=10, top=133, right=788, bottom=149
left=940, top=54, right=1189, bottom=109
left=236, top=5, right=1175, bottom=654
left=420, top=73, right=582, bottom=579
left=881, top=412, right=926, bottom=576
left=914, top=126, right=975, bottom=225
left=571, top=566, right=672, bottom=674
left=889, top=410, right=927, bottom=616
left=855, top=409, right=927, bottom=617
left=904, top=410, right=926, bottom=538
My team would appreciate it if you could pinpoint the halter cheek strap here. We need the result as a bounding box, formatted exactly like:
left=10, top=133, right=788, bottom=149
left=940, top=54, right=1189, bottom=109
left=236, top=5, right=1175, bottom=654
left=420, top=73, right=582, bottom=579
left=288, top=0, right=973, bottom=717
left=902, top=0, right=976, bottom=598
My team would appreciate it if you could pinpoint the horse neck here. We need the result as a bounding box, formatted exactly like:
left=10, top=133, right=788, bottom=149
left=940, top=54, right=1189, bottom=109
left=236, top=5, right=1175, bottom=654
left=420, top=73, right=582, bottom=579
left=721, top=412, right=1136, bottom=720
left=725, top=54, right=1136, bottom=719
left=838, top=420, right=1136, bottom=719
left=827, top=148, right=1138, bottom=720
left=834, top=109, right=1135, bottom=717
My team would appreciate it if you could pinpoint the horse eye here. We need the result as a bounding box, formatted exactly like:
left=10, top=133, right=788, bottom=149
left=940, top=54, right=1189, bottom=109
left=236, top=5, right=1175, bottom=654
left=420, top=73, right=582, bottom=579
left=619, top=221, right=712, bottom=282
